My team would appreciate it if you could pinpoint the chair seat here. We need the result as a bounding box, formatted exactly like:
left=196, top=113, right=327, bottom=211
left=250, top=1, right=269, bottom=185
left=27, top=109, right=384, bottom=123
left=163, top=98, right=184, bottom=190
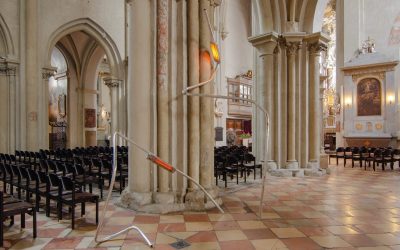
left=3, top=202, right=34, bottom=217
left=62, top=192, right=98, bottom=203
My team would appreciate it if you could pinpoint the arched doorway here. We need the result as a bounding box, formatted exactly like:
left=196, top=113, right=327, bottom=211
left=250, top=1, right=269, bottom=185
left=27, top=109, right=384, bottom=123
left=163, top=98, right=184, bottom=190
left=45, top=19, right=124, bottom=148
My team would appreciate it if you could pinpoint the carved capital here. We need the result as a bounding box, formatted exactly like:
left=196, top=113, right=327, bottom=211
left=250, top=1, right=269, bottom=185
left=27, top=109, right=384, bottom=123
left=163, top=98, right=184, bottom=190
left=0, top=60, right=17, bottom=76
left=42, top=68, right=56, bottom=80
left=104, top=78, right=122, bottom=88
left=308, top=42, right=327, bottom=55
left=126, top=0, right=133, bottom=4
left=286, top=42, right=301, bottom=55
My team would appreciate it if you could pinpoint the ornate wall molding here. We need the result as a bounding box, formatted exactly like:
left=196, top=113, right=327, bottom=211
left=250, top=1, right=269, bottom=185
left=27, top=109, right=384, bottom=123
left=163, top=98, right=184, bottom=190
left=352, top=72, right=385, bottom=83
left=342, top=61, right=398, bottom=76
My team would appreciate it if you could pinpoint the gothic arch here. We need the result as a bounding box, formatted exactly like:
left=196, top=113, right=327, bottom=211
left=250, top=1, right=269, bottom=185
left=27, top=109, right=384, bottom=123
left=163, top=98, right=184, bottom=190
left=44, top=18, right=124, bottom=80
left=0, top=13, right=15, bottom=56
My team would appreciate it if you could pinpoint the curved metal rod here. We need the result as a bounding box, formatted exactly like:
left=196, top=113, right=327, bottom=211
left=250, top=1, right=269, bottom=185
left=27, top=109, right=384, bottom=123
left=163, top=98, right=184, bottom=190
left=185, top=93, right=270, bottom=219
left=95, top=132, right=153, bottom=247
left=182, top=64, right=219, bottom=95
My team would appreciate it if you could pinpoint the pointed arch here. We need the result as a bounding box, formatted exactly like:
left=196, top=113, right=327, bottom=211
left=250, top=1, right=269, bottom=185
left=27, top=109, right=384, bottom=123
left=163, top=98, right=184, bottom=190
left=44, top=18, right=124, bottom=80
left=0, top=13, right=15, bottom=56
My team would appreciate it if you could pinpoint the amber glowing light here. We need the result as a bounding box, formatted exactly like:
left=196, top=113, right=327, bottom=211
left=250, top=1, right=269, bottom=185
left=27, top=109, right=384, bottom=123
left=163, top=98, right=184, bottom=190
left=210, top=42, right=220, bottom=64
left=147, top=155, right=175, bottom=172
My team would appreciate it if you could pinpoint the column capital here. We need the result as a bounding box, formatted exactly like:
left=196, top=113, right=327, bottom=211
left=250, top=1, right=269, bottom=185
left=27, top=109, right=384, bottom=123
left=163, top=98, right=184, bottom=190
left=285, top=41, right=302, bottom=55
left=42, top=66, right=57, bottom=80
left=209, top=0, right=222, bottom=7
left=308, top=42, right=328, bottom=55
left=304, top=32, right=330, bottom=54
left=248, top=32, right=279, bottom=55
left=126, top=0, right=133, bottom=5
left=104, top=78, right=122, bottom=88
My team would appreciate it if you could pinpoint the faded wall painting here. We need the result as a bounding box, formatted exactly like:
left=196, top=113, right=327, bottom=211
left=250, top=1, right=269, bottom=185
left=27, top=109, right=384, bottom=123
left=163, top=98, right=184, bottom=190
left=357, top=78, right=381, bottom=116
left=85, top=108, right=96, bottom=128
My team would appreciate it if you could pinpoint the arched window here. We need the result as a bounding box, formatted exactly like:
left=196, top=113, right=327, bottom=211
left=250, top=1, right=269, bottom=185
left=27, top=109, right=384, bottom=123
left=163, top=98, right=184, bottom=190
left=357, top=78, right=381, bottom=116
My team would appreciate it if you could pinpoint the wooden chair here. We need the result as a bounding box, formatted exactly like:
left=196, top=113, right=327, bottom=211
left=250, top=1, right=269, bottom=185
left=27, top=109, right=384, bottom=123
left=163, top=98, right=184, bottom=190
left=59, top=176, right=99, bottom=229
left=0, top=191, right=36, bottom=247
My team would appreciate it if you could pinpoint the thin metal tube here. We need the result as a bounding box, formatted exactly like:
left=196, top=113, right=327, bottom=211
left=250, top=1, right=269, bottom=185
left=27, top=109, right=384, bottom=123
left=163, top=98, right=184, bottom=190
left=95, top=132, right=153, bottom=247
left=185, top=92, right=270, bottom=218
left=182, top=64, right=219, bottom=94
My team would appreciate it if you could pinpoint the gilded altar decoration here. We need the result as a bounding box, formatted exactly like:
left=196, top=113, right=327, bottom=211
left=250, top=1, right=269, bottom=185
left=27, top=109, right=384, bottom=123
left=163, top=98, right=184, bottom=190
left=375, top=123, right=383, bottom=130
left=355, top=123, right=363, bottom=131
left=357, top=78, right=381, bottom=116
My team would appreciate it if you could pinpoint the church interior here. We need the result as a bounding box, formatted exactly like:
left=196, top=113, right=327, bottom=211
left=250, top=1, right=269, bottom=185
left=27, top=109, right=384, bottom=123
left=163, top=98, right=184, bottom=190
left=2, top=0, right=400, bottom=249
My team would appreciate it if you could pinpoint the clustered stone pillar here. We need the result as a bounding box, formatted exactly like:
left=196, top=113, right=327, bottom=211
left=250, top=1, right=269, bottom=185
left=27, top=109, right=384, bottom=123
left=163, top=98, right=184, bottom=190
left=248, top=33, right=278, bottom=170
left=41, top=68, right=56, bottom=149
left=104, top=78, right=120, bottom=136
left=285, top=41, right=300, bottom=169
left=248, top=33, right=329, bottom=177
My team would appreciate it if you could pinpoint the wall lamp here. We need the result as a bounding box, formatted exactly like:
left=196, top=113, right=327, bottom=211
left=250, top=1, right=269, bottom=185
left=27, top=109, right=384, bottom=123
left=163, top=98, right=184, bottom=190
left=344, top=96, right=352, bottom=108
left=387, top=95, right=395, bottom=105
left=181, top=10, right=271, bottom=219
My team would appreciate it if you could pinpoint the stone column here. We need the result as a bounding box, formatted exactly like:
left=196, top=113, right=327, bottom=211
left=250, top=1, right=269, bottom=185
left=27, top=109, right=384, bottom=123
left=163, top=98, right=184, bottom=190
left=42, top=67, right=56, bottom=149
left=249, top=33, right=278, bottom=170
left=285, top=41, right=300, bottom=169
left=187, top=0, right=200, bottom=191
left=156, top=0, right=170, bottom=194
left=120, top=0, right=153, bottom=209
left=25, top=0, right=39, bottom=151
left=306, top=34, right=328, bottom=169
left=199, top=0, right=214, bottom=190
left=104, top=78, right=120, bottom=136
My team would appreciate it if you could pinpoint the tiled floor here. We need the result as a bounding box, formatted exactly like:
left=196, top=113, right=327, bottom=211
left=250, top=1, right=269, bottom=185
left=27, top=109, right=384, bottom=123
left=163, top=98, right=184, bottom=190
left=5, top=161, right=400, bottom=249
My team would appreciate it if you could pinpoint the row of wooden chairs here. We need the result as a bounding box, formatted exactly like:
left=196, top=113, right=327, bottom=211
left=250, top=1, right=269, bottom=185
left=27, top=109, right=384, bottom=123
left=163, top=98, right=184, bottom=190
left=0, top=162, right=98, bottom=230
left=330, top=147, right=400, bottom=171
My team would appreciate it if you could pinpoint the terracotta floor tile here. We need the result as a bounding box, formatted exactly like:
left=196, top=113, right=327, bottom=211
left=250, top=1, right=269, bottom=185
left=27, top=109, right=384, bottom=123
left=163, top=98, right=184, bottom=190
left=271, top=228, right=306, bottom=238
left=310, top=236, right=352, bottom=248
left=242, top=229, right=277, bottom=240
left=183, top=214, right=210, bottom=222
left=215, top=230, right=248, bottom=241
left=281, top=237, right=323, bottom=250
left=43, top=237, right=83, bottom=249
left=185, top=231, right=218, bottom=243
left=339, top=234, right=381, bottom=247
left=250, top=239, right=288, bottom=250
left=212, top=221, right=240, bottom=231
left=219, top=240, right=255, bottom=250
left=133, top=215, right=160, bottom=224
left=157, top=223, right=186, bottom=232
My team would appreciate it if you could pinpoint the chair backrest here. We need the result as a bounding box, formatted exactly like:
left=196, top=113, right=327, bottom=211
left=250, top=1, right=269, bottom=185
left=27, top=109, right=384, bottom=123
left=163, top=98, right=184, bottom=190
left=48, top=173, right=61, bottom=188
left=61, top=176, right=75, bottom=191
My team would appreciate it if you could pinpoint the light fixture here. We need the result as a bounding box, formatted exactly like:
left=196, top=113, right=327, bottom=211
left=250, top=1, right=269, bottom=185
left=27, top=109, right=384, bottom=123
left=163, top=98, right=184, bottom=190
left=388, top=95, right=395, bottom=105
left=345, top=96, right=352, bottom=107
left=210, top=42, right=220, bottom=64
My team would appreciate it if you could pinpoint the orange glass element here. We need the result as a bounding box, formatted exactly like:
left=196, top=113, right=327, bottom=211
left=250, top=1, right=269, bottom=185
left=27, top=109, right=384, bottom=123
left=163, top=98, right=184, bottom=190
left=210, top=42, right=220, bottom=64
left=147, top=155, right=175, bottom=172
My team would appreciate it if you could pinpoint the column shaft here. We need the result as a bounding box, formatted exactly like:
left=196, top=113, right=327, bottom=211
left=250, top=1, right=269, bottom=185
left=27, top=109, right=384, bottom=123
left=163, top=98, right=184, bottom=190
left=157, top=0, right=170, bottom=193
left=199, top=0, right=214, bottom=189
left=309, top=44, right=322, bottom=162
left=187, top=0, right=200, bottom=190
left=127, top=0, right=152, bottom=193
left=26, top=0, right=39, bottom=151
left=286, top=42, right=299, bottom=167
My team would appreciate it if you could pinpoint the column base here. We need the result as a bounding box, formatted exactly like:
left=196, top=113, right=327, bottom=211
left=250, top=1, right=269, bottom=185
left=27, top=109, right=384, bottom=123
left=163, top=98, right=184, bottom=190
left=185, top=187, right=222, bottom=212
left=117, top=187, right=222, bottom=214
left=285, top=160, right=299, bottom=169
left=266, top=160, right=278, bottom=171
left=305, top=160, right=327, bottom=176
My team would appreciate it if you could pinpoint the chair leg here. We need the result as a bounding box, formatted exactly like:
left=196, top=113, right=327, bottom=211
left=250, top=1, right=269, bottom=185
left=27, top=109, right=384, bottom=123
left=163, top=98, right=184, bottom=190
left=21, top=212, right=25, bottom=228
left=81, top=202, right=85, bottom=216
left=0, top=215, right=3, bottom=247
left=95, top=200, right=99, bottom=224
left=71, top=204, right=75, bottom=230
left=33, top=208, right=37, bottom=238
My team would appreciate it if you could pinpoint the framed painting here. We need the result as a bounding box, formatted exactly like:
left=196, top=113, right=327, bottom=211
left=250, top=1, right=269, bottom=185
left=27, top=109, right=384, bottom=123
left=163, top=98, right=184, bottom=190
left=85, top=108, right=96, bottom=128
left=357, top=78, right=381, bottom=116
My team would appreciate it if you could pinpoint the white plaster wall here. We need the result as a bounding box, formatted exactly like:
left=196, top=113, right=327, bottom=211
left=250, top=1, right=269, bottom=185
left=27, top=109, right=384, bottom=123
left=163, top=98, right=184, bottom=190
left=342, top=0, right=400, bottom=143
left=215, top=0, right=253, bottom=147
